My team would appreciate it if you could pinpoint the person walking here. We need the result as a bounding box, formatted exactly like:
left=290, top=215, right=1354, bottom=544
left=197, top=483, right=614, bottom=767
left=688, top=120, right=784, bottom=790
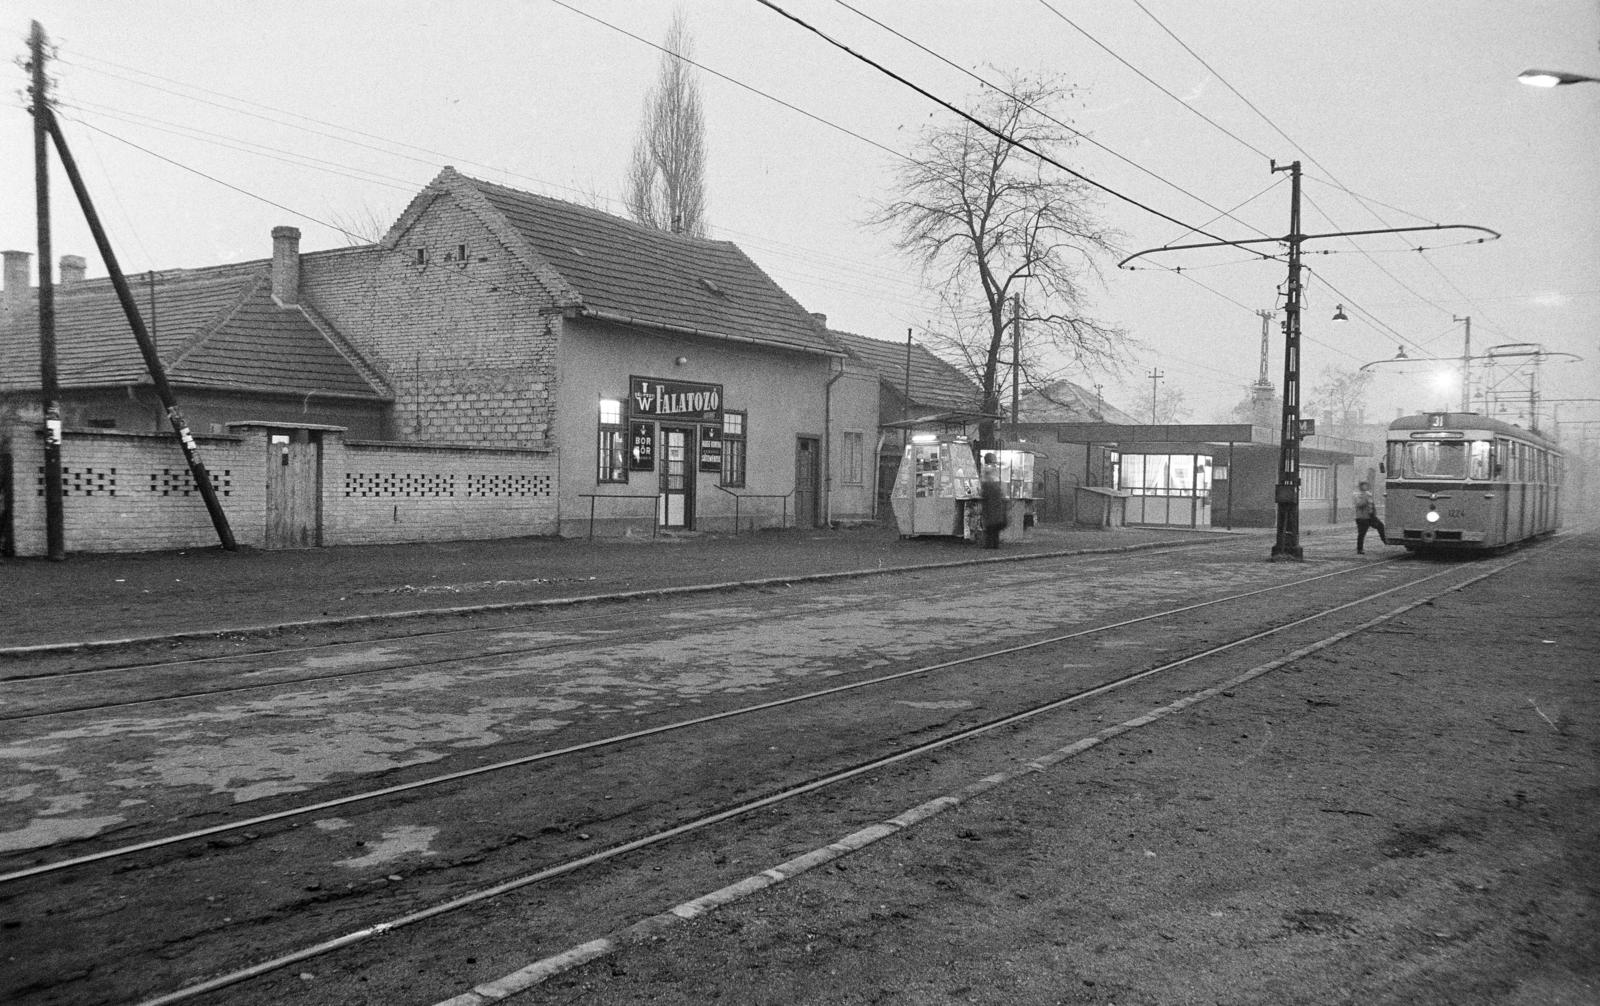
left=979, top=452, right=1008, bottom=549
left=1352, top=480, right=1387, bottom=553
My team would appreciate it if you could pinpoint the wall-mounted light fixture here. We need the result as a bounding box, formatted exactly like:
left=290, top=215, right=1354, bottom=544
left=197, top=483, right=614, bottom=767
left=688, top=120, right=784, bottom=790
left=674, top=356, right=688, bottom=366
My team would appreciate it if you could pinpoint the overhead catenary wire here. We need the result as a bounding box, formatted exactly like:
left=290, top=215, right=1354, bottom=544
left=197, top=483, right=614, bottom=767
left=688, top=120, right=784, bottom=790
left=1125, top=0, right=1503, bottom=335
left=753, top=0, right=1274, bottom=260
left=831, top=0, right=1278, bottom=243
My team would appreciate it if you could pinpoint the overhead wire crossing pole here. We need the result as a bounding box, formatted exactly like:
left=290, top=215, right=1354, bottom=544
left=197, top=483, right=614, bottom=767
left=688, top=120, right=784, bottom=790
left=1118, top=167, right=1498, bottom=562
left=31, top=27, right=237, bottom=552
left=1269, top=160, right=1304, bottom=561
left=30, top=21, right=65, bottom=560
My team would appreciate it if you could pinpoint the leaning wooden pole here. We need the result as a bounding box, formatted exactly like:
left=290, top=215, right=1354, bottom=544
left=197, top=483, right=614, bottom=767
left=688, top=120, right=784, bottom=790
left=42, top=109, right=237, bottom=551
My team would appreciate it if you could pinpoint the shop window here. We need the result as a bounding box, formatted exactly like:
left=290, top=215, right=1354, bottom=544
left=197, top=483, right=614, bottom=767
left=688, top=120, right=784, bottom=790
left=721, top=410, right=747, bottom=487
left=597, top=399, right=627, bottom=483
left=842, top=431, right=864, bottom=485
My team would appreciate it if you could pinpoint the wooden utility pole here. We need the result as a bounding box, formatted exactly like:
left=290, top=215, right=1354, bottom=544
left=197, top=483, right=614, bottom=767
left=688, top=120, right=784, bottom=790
left=1147, top=368, right=1165, bottom=423
left=28, top=25, right=236, bottom=552
left=1011, top=293, right=1022, bottom=442
left=30, top=21, right=65, bottom=560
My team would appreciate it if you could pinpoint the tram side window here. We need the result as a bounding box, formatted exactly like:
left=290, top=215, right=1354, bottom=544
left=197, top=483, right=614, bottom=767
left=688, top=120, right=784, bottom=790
left=1469, top=441, right=1491, bottom=480
left=1386, top=442, right=1406, bottom=477
left=1404, top=441, right=1467, bottom=479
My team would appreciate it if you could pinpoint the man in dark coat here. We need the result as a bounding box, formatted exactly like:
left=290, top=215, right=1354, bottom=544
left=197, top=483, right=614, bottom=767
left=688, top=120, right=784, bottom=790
left=980, top=452, right=1008, bottom=549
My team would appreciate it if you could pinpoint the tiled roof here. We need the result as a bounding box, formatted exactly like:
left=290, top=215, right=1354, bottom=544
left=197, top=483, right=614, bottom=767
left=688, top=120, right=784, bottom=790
left=0, top=266, right=387, bottom=400
left=828, top=328, right=983, bottom=412
left=170, top=276, right=386, bottom=398
left=1020, top=379, right=1139, bottom=424
left=450, top=171, right=838, bottom=358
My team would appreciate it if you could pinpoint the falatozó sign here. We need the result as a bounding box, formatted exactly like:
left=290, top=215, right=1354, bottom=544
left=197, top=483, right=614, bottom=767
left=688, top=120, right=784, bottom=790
left=629, top=376, right=723, bottom=423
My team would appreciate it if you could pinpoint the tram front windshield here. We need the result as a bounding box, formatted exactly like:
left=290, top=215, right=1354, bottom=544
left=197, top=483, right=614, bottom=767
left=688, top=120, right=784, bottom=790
left=1388, top=439, right=1492, bottom=480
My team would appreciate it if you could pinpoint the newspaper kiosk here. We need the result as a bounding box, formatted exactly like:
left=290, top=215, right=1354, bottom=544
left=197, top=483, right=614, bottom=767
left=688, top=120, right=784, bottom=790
left=889, top=434, right=980, bottom=537
left=964, top=448, right=1039, bottom=542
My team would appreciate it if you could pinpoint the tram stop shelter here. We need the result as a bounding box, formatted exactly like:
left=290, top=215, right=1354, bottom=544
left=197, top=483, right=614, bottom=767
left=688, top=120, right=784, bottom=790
left=1008, top=422, right=1369, bottom=531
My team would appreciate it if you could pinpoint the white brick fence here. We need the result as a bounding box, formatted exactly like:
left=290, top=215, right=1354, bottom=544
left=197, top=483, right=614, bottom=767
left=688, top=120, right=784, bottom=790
left=2, top=422, right=557, bottom=556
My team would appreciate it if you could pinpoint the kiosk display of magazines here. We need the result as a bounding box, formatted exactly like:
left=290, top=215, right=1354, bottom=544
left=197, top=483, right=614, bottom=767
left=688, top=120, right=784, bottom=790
left=889, top=435, right=980, bottom=537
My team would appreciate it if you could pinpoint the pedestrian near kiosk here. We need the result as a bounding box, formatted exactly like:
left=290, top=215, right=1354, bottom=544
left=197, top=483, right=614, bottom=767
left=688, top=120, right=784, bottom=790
left=1352, top=480, right=1387, bottom=554
left=979, top=452, right=1008, bottom=549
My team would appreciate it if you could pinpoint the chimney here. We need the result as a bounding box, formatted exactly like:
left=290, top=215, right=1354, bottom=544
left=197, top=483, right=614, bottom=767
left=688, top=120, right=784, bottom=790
left=3, top=250, right=31, bottom=308
left=59, top=255, right=86, bottom=286
left=271, top=225, right=301, bottom=305
left=810, top=312, right=828, bottom=330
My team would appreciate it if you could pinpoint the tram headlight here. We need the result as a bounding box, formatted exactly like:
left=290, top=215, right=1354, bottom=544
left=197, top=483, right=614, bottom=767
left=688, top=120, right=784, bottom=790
left=1426, top=510, right=1441, bottom=523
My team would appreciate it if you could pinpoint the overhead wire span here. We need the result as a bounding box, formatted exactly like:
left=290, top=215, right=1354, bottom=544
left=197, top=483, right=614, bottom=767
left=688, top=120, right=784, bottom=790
left=753, top=0, right=1273, bottom=258
left=56, top=32, right=927, bottom=321
left=1119, top=1, right=1503, bottom=341
left=831, top=0, right=1277, bottom=242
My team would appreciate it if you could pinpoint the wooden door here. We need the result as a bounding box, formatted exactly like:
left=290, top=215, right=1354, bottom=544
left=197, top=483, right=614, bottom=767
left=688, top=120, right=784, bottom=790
left=266, top=430, right=321, bottom=548
left=795, top=436, right=820, bottom=528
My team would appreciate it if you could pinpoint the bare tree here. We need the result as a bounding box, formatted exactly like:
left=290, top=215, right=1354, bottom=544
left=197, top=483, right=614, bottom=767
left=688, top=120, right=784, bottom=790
left=327, top=201, right=393, bottom=246
left=1148, top=384, right=1193, bottom=425
left=625, top=10, right=708, bottom=237
left=874, top=72, right=1127, bottom=447
left=1307, top=365, right=1373, bottom=435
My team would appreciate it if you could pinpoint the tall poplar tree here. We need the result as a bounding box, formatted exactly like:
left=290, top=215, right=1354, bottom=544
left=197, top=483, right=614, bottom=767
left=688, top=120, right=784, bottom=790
left=625, top=10, right=708, bottom=237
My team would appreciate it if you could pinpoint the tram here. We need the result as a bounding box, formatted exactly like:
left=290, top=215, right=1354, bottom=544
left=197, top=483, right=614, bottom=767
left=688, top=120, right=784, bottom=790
left=1384, top=412, right=1562, bottom=553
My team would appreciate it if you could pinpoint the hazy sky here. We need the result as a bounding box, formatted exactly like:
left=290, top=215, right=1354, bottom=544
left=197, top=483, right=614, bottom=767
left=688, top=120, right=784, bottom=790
left=5, top=1, right=1597, bottom=434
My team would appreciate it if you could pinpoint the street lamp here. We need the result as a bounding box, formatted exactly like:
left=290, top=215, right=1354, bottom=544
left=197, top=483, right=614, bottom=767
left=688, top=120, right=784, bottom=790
left=1518, top=68, right=1600, bottom=87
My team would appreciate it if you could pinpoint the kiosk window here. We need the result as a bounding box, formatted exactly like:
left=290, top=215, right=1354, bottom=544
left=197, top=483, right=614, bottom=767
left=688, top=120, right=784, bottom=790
left=721, top=411, right=747, bottom=487
left=597, top=399, right=627, bottom=483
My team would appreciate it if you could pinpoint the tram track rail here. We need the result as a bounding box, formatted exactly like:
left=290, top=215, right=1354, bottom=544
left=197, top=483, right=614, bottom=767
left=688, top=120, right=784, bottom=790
left=1, top=553, right=1414, bottom=886
left=0, top=536, right=1226, bottom=668
left=0, top=541, right=1252, bottom=694
left=124, top=554, right=1527, bottom=1006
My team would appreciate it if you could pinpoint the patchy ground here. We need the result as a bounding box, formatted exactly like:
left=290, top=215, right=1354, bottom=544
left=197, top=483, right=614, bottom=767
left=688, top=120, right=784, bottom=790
left=521, top=534, right=1600, bottom=1005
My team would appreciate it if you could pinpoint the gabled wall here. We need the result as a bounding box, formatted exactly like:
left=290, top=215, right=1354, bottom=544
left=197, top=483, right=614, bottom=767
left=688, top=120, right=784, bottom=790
left=301, top=197, right=559, bottom=450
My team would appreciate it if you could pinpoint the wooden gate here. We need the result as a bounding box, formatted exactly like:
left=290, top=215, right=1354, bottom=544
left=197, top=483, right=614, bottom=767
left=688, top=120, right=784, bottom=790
left=266, top=430, right=322, bottom=548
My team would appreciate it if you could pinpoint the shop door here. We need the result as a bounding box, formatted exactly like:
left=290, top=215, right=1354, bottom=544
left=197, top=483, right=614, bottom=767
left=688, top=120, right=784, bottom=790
left=658, top=426, right=695, bottom=529
left=266, top=430, right=322, bottom=548
left=795, top=436, right=821, bottom=528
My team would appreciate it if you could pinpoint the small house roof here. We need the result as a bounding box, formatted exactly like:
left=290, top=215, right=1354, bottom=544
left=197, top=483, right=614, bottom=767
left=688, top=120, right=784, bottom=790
left=0, top=265, right=389, bottom=401
left=827, top=329, right=983, bottom=413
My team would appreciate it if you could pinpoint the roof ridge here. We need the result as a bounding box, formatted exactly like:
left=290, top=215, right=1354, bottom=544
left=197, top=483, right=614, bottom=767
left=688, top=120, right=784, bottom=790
left=166, top=270, right=270, bottom=372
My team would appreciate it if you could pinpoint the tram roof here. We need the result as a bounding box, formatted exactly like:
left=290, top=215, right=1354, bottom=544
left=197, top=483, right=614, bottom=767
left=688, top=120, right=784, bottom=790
left=1388, top=412, right=1559, bottom=451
